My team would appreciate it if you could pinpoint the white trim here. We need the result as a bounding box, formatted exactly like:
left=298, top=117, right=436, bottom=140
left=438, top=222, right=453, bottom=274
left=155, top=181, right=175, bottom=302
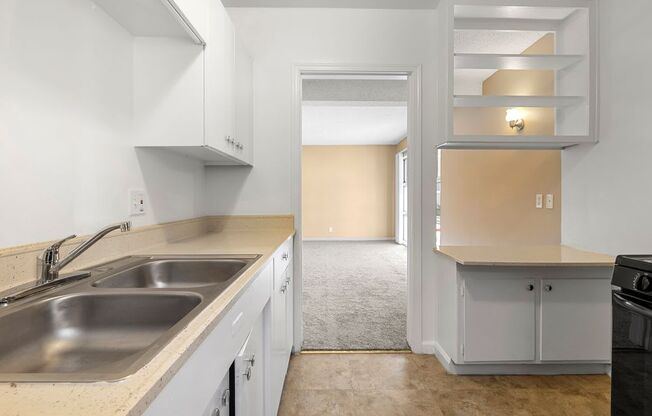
left=291, top=63, right=423, bottom=353
left=303, top=237, right=395, bottom=242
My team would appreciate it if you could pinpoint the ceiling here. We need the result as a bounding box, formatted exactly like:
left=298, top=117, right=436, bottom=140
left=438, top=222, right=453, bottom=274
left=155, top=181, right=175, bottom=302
left=302, top=78, right=408, bottom=146
left=222, top=0, right=439, bottom=8
left=302, top=104, right=407, bottom=146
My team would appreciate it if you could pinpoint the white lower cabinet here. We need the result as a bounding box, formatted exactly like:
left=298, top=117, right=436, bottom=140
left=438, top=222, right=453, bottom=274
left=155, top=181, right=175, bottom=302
left=143, top=238, right=295, bottom=416
left=201, top=369, right=231, bottom=416
left=462, top=275, right=611, bottom=365
left=540, top=278, right=611, bottom=361
left=234, top=315, right=265, bottom=416
left=270, top=237, right=294, bottom=415
left=463, top=278, right=536, bottom=362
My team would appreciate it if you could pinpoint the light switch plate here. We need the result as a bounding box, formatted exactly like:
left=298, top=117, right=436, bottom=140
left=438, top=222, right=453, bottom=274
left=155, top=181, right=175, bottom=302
left=546, top=194, right=554, bottom=209
left=535, top=194, right=543, bottom=209
left=129, top=189, right=146, bottom=216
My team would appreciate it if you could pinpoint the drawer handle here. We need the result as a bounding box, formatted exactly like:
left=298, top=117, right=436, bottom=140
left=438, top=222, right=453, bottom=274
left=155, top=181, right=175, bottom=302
left=544, top=284, right=552, bottom=292
left=526, top=284, right=534, bottom=291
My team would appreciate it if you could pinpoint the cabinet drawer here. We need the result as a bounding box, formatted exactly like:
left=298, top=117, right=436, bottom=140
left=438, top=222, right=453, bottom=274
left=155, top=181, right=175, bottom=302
left=274, top=237, right=293, bottom=278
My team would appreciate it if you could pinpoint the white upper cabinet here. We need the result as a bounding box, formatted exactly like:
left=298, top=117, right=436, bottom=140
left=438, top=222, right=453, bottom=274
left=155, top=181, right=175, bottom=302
left=128, top=0, right=254, bottom=166
left=233, top=32, right=254, bottom=165
left=438, top=0, right=598, bottom=149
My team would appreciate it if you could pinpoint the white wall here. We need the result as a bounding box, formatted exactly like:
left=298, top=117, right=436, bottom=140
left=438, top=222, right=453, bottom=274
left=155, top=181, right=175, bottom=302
left=0, top=0, right=205, bottom=248
left=205, top=8, right=439, bottom=348
left=562, top=0, right=652, bottom=255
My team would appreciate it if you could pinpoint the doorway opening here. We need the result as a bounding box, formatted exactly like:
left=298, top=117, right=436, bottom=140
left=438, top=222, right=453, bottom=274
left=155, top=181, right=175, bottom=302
left=298, top=73, right=409, bottom=350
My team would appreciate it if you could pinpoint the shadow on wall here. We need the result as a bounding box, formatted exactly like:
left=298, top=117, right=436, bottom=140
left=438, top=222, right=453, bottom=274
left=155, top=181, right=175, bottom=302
left=204, top=165, right=254, bottom=215
left=135, top=148, right=207, bottom=227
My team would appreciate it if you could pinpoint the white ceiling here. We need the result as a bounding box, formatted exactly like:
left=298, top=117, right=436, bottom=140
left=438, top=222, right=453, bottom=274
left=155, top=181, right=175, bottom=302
left=222, top=0, right=439, bottom=8
left=302, top=104, right=407, bottom=145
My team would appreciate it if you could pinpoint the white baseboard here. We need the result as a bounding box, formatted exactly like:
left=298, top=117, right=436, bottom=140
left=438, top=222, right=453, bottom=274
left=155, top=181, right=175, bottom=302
left=431, top=341, right=608, bottom=375
left=302, top=237, right=395, bottom=242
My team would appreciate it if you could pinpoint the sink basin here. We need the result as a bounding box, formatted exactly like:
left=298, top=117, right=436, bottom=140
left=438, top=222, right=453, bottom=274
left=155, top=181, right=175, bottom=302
left=0, top=254, right=260, bottom=382
left=93, top=259, right=248, bottom=289
left=0, top=293, right=201, bottom=381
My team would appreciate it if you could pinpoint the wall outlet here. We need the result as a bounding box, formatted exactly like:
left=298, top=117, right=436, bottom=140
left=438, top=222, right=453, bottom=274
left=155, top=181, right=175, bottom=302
left=546, top=194, right=554, bottom=209
left=129, top=189, right=146, bottom=216
left=328, top=226, right=334, bottom=233
left=535, top=194, right=543, bottom=209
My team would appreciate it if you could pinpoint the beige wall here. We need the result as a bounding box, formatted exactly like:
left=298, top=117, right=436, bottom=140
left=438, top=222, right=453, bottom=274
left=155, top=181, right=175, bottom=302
left=442, top=34, right=561, bottom=246
left=440, top=150, right=561, bottom=246
left=302, top=145, right=396, bottom=239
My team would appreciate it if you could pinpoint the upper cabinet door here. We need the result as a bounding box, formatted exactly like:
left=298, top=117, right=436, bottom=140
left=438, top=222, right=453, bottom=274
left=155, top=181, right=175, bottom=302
left=463, top=278, right=536, bottom=362
left=540, top=278, right=611, bottom=361
left=204, top=0, right=228, bottom=152
left=223, top=14, right=236, bottom=146
left=234, top=32, right=254, bottom=165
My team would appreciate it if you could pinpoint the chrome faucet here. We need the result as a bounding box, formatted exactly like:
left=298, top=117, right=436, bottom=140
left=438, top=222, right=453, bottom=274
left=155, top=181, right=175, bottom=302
left=38, top=221, right=131, bottom=284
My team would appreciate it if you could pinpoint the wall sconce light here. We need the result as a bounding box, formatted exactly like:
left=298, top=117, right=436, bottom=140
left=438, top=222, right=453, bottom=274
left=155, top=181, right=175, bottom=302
left=505, top=108, right=525, bottom=132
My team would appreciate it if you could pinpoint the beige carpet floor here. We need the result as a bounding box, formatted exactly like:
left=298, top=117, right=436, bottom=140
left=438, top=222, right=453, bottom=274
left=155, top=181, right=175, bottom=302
left=302, top=241, right=408, bottom=350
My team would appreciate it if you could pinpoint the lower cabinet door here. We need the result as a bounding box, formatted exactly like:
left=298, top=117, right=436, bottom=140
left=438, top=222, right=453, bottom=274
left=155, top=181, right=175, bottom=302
left=463, top=278, right=536, bottom=362
left=285, top=267, right=294, bottom=353
left=270, top=266, right=288, bottom=414
left=200, top=369, right=230, bottom=416
left=540, top=278, right=611, bottom=361
left=234, top=315, right=265, bottom=416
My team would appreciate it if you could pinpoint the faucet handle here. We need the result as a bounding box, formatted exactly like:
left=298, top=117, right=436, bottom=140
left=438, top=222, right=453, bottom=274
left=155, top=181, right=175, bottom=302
left=42, top=235, right=77, bottom=264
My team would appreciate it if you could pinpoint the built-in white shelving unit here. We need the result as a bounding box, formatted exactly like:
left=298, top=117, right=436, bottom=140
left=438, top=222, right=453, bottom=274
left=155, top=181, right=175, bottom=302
left=438, top=0, right=598, bottom=149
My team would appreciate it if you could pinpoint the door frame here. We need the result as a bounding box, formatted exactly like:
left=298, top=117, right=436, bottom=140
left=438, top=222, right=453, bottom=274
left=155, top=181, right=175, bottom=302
left=395, top=148, right=408, bottom=246
left=290, top=63, right=423, bottom=351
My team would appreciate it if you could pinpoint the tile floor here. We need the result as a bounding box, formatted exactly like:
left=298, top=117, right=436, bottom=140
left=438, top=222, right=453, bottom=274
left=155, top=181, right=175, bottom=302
left=278, top=353, right=611, bottom=416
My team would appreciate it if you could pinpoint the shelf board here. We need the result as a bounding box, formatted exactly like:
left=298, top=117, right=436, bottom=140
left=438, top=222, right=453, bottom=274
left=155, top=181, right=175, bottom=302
left=454, top=54, right=583, bottom=70
left=453, top=95, right=584, bottom=108
left=438, top=134, right=594, bottom=150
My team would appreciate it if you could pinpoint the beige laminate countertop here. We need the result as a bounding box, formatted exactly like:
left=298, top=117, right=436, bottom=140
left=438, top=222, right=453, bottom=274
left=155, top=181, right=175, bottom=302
left=434, top=245, right=615, bottom=267
left=0, top=226, right=294, bottom=416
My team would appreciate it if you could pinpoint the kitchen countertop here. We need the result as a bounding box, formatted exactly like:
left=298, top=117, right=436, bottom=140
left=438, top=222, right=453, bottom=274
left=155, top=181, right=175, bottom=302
left=0, top=224, right=294, bottom=416
left=434, top=245, right=615, bottom=267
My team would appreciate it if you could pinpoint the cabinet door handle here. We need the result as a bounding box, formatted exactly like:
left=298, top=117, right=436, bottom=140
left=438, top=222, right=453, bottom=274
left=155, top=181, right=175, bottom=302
left=526, top=284, right=534, bottom=291
left=282, top=252, right=289, bottom=260
left=280, top=283, right=287, bottom=294
left=544, top=284, right=552, bottom=292
left=244, top=366, right=252, bottom=381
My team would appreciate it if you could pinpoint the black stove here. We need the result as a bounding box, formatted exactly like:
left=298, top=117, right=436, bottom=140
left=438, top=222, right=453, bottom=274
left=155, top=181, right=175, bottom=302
left=612, top=255, right=652, bottom=416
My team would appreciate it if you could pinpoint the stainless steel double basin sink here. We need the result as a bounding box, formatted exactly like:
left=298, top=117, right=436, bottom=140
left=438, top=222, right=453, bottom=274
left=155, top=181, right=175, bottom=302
left=0, top=255, right=260, bottom=382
